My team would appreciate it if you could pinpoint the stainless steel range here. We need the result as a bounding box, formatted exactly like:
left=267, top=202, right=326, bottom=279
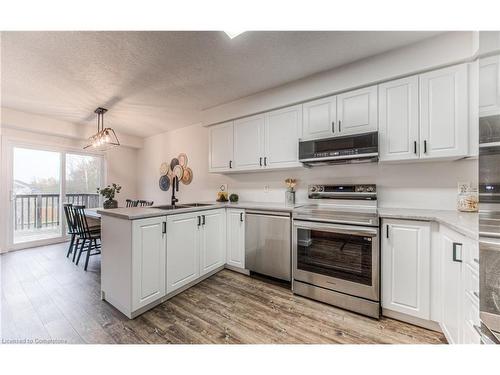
left=292, top=184, right=380, bottom=318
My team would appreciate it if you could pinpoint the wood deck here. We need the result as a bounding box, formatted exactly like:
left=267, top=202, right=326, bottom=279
left=0, top=243, right=447, bottom=344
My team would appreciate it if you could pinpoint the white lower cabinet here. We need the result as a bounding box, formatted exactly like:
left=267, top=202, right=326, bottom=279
left=382, top=219, right=431, bottom=320
left=167, top=208, right=226, bottom=294
left=381, top=218, right=480, bottom=344
left=226, top=208, right=245, bottom=269
left=166, top=212, right=200, bottom=294
left=200, top=209, right=227, bottom=276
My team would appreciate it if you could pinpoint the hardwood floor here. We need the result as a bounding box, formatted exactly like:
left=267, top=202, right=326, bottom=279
left=0, top=243, right=447, bottom=344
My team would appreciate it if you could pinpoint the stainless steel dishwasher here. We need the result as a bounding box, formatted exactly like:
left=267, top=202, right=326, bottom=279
left=245, top=210, right=291, bottom=281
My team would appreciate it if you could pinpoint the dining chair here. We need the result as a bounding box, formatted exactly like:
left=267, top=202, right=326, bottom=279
left=63, top=203, right=78, bottom=258
left=73, top=205, right=101, bottom=271
left=138, top=200, right=154, bottom=206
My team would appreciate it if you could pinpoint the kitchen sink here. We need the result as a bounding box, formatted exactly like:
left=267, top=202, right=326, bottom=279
left=154, top=205, right=190, bottom=210
left=183, top=203, right=214, bottom=207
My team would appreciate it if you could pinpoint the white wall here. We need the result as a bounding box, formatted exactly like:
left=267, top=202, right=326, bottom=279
left=137, top=123, right=477, bottom=210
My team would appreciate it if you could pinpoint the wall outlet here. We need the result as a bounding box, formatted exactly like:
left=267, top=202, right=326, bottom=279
left=264, top=185, right=269, bottom=193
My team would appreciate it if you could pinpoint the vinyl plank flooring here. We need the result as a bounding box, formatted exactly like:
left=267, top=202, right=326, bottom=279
left=1, top=242, right=447, bottom=344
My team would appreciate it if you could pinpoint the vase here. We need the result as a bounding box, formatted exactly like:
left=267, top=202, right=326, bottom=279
left=103, top=199, right=118, bottom=209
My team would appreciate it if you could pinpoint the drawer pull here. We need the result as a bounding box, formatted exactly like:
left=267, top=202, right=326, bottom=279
left=473, top=258, right=479, bottom=264
left=473, top=291, right=479, bottom=299
left=452, top=242, right=463, bottom=262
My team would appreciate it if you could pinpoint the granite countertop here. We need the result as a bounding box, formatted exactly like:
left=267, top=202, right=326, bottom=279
left=97, top=201, right=297, bottom=220
left=378, top=207, right=478, bottom=240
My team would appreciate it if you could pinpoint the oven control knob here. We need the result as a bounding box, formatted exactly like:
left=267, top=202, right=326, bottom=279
left=356, top=185, right=365, bottom=192
left=318, top=186, right=324, bottom=192
left=366, top=186, right=375, bottom=192
left=310, top=186, right=317, bottom=192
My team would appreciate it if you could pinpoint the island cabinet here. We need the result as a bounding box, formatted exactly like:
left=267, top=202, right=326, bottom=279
left=166, top=208, right=226, bottom=294
left=101, top=215, right=167, bottom=319
left=226, top=208, right=245, bottom=269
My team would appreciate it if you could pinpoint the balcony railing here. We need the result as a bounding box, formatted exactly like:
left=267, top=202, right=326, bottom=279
left=13, top=193, right=100, bottom=231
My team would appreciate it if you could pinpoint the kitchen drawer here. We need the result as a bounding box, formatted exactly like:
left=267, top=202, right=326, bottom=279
left=464, top=263, right=480, bottom=303
left=465, top=239, right=479, bottom=271
left=464, top=290, right=480, bottom=325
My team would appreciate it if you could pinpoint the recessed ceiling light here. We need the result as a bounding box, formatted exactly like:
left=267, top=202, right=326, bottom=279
left=224, top=31, right=245, bottom=39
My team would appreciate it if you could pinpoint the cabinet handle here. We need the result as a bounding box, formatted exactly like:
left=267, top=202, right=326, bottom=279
left=339, top=120, right=342, bottom=132
left=386, top=224, right=389, bottom=238
left=197, top=216, right=201, bottom=227
left=259, top=157, right=262, bottom=167
left=414, top=141, right=417, bottom=154
left=202, top=215, right=206, bottom=226
left=474, top=257, right=479, bottom=264
left=473, top=291, right=480, bottom=299
left=162, top=221, right=166, bottom=234
left=264, top=157, right=267, bottom=166
left=331, top=121, right=335, bottom=133
left=452, top=242, right=463, bottom=262
left=240, top=212, right=243, bottom=222
left=424, top=140, right=427, bottom=154
left=229, top=160, right=232, bottom=169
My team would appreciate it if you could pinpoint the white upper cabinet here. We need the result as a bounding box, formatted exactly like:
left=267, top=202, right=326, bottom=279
left=233, top=114, right=266, bottom=170
left=378, top=76, right=420, bottom=161
left=382, top=219, right=431, bottom=320
left=166, top=212, right=200, bottom=294
left=337, top=85, right=378, bottom=135
left=419, top=64, right=468, bottom=159
left=479, top=55, right=500, bottom=117
left=302, top=95, right=337, bottom=140
left=209, top=121, right=234, bottom=172
left=131, top=217, right=167, bottom=311
left=265, top=105, right=302, bottom=168
left=200, top=209, right=226, bottom=276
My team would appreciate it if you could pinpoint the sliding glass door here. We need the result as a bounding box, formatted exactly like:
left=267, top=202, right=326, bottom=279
left=7, top=143, right=104, bottom=250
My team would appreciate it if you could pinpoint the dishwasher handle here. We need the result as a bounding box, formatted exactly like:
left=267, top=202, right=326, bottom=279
left=245, top=210, right=291, bottom=217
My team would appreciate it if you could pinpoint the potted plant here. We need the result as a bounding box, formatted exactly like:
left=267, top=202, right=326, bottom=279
left=97, top=183, right=122, bottom=209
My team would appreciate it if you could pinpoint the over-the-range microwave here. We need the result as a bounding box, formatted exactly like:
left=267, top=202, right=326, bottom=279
left=298, top=131, right=378, bottom=167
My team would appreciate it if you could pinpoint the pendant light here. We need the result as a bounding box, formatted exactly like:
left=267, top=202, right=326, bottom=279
left=83, top=107, right=120, bottom=150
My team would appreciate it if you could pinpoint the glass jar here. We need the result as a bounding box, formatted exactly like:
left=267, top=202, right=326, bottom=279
left=457, top=187, right=479, bottom=212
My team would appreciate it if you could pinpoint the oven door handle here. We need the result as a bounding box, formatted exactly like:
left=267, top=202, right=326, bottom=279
left=293, top=220, right=378, bottom=237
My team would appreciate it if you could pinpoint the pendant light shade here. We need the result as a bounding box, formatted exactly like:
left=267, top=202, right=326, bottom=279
left=83, top=107, right=120, bottom=151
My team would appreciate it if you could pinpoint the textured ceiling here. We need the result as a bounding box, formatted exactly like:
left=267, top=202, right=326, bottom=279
left=1, top=31, right=441, bottom=138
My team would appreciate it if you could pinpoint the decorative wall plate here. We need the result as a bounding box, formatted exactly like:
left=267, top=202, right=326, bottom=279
left=181, top=167, right=193, bottom=185
left=159, top=175, right=171, bottom=191
left=170, top=158, right=179, bottom=171
left=159, top=162, right=169, bottom=175
left=173, top=164, right=184, bottom=179
left=178, top=153, right=188, bottom=167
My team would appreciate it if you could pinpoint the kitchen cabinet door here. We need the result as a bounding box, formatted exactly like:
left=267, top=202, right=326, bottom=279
left=419, top=64, right=469, bottom=159
left=233, top=114, right=266, bottom=170
left=382, top=219, right=431, bottom=319
left=264, top=105, right=302, bottom=169
left=378, top=76, right=420, bottom=161
left=199, top=209, right=226, bottom=276
left=440, top=227, right=464, bottom=344
left=337, top=85, right=378, bottom=135
left=166, top=212, right=200, bottom=294
left=209, top=121, right=234, bottom=172
left=302, top=95, right=337, bottom=140
left=479, top=55, right=500, bottom=117
left=226, top=209, right=245, bottom=269
left=131, top=216, right=166, bottom=311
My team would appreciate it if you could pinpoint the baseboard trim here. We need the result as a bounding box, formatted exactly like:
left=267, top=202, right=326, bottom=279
left=382, top=308, right=442, bottom=332
left=224, top=264, right=250, bottom=275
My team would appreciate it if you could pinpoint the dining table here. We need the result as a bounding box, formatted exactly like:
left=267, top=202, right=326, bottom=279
left=84, top=208, right=101, bottom=228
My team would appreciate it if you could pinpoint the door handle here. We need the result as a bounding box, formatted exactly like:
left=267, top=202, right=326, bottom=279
left=338, top=120, right=342, bottom=132
left=414, top=141, right=417, bottom=154
left=259, top=157, right=262, bottom=166
left=202, top=215, right=206, bottom=226
left=162, top=221, right=166, bottom=234
left=452, top=242, right=463, bottom=262
left=264, top=157, right=267, bottom=166
left=229, top=160, right=232, bottom=169
left=197, top=215, right=201, bottom=227
left=331, top=121, right=335, bottom=133
left=240, top=212, right=243, bottom=222
left=386, top=224, right=389, bottom=238
left=424, top=140, right=427, bottom=154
